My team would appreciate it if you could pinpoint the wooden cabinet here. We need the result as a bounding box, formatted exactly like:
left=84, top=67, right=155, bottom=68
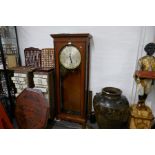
left=11, top=66, right=35, bottom=97
left=33, top=68, right=55, bottom=119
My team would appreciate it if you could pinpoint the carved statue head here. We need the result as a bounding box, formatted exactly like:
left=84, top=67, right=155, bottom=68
left=144, top=43, right=155, bottom=56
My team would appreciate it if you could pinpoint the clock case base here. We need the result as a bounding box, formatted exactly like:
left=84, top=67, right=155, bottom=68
left=57, top=113, right=86, bottom=125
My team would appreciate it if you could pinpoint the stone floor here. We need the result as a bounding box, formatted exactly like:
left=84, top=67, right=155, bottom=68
left=13, top=117, right=155, bottom=129
left=13, top=118, right=98, bottom=129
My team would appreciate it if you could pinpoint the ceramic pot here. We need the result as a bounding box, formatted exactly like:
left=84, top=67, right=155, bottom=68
left=93, top=87, right=129, bottom=129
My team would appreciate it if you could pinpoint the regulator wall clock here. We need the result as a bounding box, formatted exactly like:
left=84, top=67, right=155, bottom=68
left=51, top=34, right=91, bottom=125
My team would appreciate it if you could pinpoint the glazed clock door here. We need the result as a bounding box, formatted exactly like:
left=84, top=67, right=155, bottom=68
left=60, top=43, right=85, bottom=116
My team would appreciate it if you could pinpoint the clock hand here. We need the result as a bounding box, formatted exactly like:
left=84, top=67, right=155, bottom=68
left=69, top=53, right=72, bottom=63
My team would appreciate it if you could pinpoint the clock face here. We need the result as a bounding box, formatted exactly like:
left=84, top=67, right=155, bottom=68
left=60, top=45, right=81, bottom=69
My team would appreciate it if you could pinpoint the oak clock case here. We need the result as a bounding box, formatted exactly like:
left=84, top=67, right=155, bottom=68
left=51, top=34, right=91, bottom=125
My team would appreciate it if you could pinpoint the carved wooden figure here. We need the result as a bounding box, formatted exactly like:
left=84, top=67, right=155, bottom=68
left=135, top=43, right=155, bottom=104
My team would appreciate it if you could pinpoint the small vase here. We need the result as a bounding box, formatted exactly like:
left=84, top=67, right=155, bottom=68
left=93, top=87, right=129, bottom=129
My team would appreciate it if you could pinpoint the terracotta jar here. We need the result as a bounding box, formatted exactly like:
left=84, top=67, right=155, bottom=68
left=93, top=87, right=129, bottom=129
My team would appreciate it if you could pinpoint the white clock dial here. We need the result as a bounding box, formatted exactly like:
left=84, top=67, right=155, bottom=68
left=60, top=46, right=81, bottom=69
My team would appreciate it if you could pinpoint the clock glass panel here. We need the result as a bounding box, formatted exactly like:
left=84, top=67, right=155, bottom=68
left=59, top=45, right=81, bottom=115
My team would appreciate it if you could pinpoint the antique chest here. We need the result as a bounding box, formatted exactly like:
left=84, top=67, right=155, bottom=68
left=11, top=66, right=36, bottom=97
left=33, top=67, right=55, bottom=119
left=41, top=48, right=55, bottom=68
